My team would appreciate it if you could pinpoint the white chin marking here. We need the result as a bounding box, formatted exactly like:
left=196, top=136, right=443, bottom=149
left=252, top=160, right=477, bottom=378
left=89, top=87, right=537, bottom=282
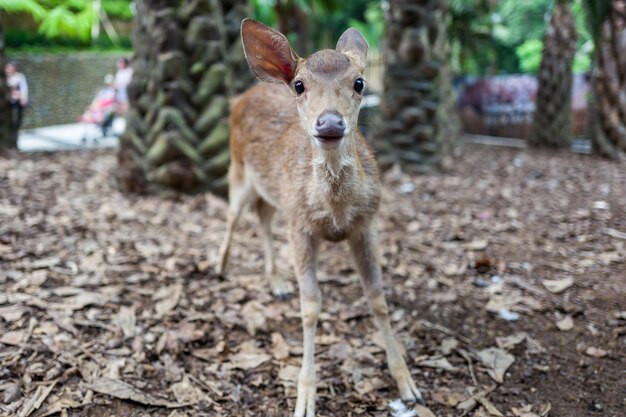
left=316, top=138, right=342, bottom=150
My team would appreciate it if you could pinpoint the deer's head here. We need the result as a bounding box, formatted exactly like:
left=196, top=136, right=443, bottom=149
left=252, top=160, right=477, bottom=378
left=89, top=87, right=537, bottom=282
left=241, top=18, right=368, bottom=151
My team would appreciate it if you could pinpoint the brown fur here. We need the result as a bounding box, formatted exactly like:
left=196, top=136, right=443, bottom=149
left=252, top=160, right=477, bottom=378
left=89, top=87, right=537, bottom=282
left=229, top=82, right=380, bottom=241
left=303, top=49, right=350, bottom=76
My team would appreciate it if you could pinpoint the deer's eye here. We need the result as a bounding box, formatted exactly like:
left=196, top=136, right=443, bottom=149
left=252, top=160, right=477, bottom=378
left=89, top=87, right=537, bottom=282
left=294, top=80, right=305, bottom=95
left=354, top=78, right=364, bottom=94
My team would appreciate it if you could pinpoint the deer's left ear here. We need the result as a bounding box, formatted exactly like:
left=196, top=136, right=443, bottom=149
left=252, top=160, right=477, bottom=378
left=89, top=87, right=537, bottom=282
left=336, top=28, right=368, bottom=71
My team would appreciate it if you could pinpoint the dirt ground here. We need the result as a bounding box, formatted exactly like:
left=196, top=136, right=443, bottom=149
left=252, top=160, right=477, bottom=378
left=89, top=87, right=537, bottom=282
left=0, top=142, right=624, bottom=417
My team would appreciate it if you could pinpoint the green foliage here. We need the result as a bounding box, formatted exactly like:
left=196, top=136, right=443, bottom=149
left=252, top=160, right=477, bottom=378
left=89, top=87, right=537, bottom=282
left=1, top=0, right=132, bottom=46
left=450, top=0, right=593, bottom=75
left=251, top=0, right=278, bottom=29
left=0, top=0, right=46, bottom=19
left=516, top=39, right=543, bottom=73
left=583, top=0, right=611, bottom=41
left=38, top=4, right=94, bottom=42
left=449, top=0, right=498, bottom=74
left=572, top=40, right=592, bottom=72
left=102, top=0, right=132, bottom=20
left=347, top=2, right=383, bottom=46
left=493, top=0, right=551, bottom=45
left=251, top=0, right=382, bottom=52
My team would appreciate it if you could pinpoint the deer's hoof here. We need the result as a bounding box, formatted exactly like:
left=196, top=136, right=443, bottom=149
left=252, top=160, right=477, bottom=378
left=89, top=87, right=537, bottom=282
left=400, top=380, right=424, bottom=405
left=273, top=291, right=290, bottom=302
left=270, top=276, right=292, bottom=301
left=293, top=376, right=316, bottom=417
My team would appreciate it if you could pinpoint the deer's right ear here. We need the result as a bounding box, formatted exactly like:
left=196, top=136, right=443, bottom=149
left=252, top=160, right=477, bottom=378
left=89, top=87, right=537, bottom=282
left=241, top=18, right=299, bottom=84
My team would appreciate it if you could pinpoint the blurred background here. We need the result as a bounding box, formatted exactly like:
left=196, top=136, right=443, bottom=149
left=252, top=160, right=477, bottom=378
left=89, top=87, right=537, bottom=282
left=1, top=1, right=624, bottom=192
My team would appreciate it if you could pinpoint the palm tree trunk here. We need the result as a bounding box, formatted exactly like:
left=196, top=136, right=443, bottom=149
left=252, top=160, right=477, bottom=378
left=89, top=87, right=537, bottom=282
left=378, top=0, right=458, bottom=172
left=117, top=0, right=254, bottom=196
left=588, top=0, right=626, bottom=159
left=532, top=0, right=578, bottom=148
left=0, top=18, right=17, bottom=149
left=275, top=0, right=311, bottom=54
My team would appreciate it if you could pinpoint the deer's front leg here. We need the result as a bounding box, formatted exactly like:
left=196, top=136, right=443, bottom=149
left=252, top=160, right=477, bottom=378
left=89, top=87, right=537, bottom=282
left=348, top=226, right=424, bottom=404
left=290, top=227, right=321, bottom=417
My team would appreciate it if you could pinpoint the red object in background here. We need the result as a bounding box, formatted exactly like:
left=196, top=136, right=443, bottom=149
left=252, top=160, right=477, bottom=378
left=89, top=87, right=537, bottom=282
left=456, top=74, right=590, bottom=139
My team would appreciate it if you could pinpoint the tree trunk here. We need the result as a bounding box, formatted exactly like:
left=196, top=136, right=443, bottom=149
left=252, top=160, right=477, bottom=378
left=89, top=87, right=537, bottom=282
left=275, top=1, right=311, bottom=54
left=532, top=1, right=578, bottom=148
left=117, top=0, right=254, bottom=196
left=589, top=0, right=626, bottom=160
left=0, top=18, right=17, bottom=149
left=378, top=0, right=458, bottom=172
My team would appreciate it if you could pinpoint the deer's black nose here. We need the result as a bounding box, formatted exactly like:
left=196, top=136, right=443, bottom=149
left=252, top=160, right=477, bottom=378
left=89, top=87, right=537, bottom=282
left=315, top=111, right=345, bottom=139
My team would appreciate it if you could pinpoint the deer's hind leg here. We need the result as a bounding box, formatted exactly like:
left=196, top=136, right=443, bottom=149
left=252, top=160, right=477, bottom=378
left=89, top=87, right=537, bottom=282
left=255, top=198, right=291, bottom=299
left=215, top=161, right=256, bottom=274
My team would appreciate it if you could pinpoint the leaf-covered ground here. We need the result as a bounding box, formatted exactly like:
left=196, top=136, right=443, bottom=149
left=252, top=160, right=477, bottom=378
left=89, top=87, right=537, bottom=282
left=0, top=143, right=624, bottom=417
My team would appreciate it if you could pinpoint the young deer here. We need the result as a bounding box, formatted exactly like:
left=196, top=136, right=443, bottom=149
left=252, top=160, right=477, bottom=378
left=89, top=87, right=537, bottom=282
left=216, top=18, right=423, bottom=416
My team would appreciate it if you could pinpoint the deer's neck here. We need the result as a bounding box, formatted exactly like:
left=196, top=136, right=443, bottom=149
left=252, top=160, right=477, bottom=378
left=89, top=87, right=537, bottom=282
left=310, top=134, right=362, bottom=200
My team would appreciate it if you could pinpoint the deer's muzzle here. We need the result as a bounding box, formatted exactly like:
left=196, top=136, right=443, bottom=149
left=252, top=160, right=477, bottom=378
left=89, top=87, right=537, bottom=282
left=314, top=111, right=346, bottom=141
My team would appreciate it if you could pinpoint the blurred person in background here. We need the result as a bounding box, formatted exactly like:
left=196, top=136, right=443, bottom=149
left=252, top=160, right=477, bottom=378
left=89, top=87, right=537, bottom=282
left=6, top=62, right=28, bottom=130
left=114, top=57, right=133, bottom=114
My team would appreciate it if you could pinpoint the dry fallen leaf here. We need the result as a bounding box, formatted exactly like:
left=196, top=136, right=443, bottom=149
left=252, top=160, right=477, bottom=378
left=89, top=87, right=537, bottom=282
left=584, top=347, right=608, bottom=358
left=511, top=402, right=552, bottom=417
left=556, top=315, right=573, bottom=331
left=475, top=348, right=515, bottom=383
left=355, top=377, right=386, bottom=395
left=465, top=239, right=489, bottom=251
left=413, top=404, right=437, bottom=417
left=430, top=387, right=466, bottom=408
left=36, top=397, right=81, bottom=417
left=539, top=402, right=552, bottom=416
left=485, top=292, right=542, bottom=314
left=416, top=356, right=459, bottom=372
left=0, top=305, right=27, bottom=322
left=87, top=377, right=182, bottom=407
left=278, top=365, right=300, bottom=386
left=170, top=375, right=203, bottom=405
left=440, top=337, right=459, bottom=355
left=113, top=305, right=136, bottom=338
left=327, top=342, right=353, bottom=361
left=240, top=300, right=267, bottom=336
left=456, top=385, right=496, bottom=414
left=511, top=404, right=533, bottom=416
left=271, top=332, right=290, bottom=360
left=153, top=284, right=183, bottom=318
left=474, top=407, right=492, bottom=417
left=226, top=352, right=272, bottom=370
left=2, top=381, right=21, bottom=404
left=0, top=329, right=26, bottom=346
left=49, top=291, right=106, bottom=311
left=478, top=397, right=504, bottom=416
left=442, top=263, right=467, bottom=276
left=604, top=228, right=626, bottom=240
left=103, top=358, right=126, bottom=379
left=542, top=277, right=574, bottom=294
left=11, top=270, right=48, bottom=292
left=18, top=381, right=57, bottom=417
left=495, top=332, right=527, bottom=350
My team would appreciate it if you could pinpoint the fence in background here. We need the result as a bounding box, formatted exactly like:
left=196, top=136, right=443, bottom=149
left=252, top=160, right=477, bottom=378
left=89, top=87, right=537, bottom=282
left=365, top=48, right=384, bottom=94
left=10, top=52, right=128, bottom=129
